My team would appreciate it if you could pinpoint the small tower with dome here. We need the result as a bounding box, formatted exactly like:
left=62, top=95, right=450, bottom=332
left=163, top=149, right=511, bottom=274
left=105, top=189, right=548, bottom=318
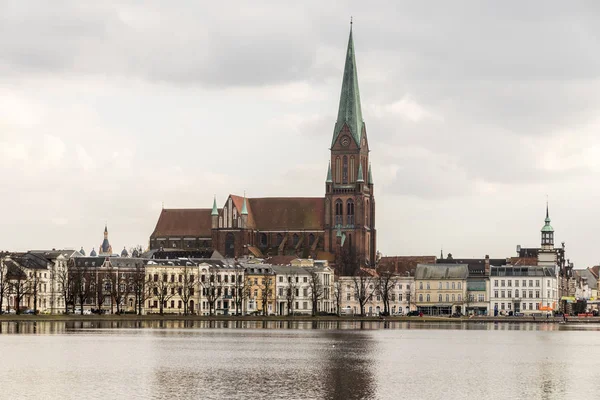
left=99, top=224, right=113, bottom=256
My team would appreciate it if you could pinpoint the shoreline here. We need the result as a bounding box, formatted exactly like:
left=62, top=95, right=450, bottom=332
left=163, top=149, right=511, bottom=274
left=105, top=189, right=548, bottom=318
left=1, top=314, right=598, bottom=324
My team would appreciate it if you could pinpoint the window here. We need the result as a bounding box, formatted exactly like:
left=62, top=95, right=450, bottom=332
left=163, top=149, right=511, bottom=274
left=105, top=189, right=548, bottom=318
left=419, top=282, right=423, bottom=290
left=478, top=294, right=485, bottom=302
left=293, top=234, right=299, bottom=246
left=529, top=290, right=533, bottom=298
left=452, top=282, right=455, bottom=290
left=501, top=303, right=505, bottom=310
left=303, top=277, right=308, bottom=283
left=399, top=294, right=402, bottom=301
left=535, top=303, right=540, bottom=310
left=335, top=200, right=343, bottom=226
left=535, top=291, right=540, bottom=298
left=529, top=280, right=533, bottom=287
left=346, top=200, right=355, bottom=225
left=501, top=280, right=505, bottom=287
left=507, top=303, right=511, bottom=310
left=535, top=280, right=540, bottom=287
left=494, top=280, right=498, bottom=287
left=342, top=156, right=348, bottom=184
left=529, top=303, right=533, bottom=310
left=515, top=280, right=519, bottom=287
left=452, top=294, right=455, bottom=302
left=446, top=294, right=449, bottom=302
left=494, top=290, right=498, bottom=298
left=350, top=156, right=355, bottom=181
left=515, top=289, right=519, bottom=298
left=446, top=282, right=449, bottom=289
left=309, top=234, right=315, bottom=245
left=426, top=283, right=430, bottom=289
left=170, top=300, right=175, bottom=308
left=426, top=294, right=430, bottom=302
left=276, top=233, right=284, bottom=246
left=279, top=276, right=283, bottom=282
left=419, top=294, right=423, bottom=302
left=303, top=288, right=308, bottom=297
left=522, top=280, right=526, bottom=287
left=346, top=293, right=350, bottom=301
left=501, top=291, right=505, bottom=298
left=507, top=290, right=511, bottom=298
left=458, top=282, right=462, bottom=290
left=438, top=294, right=443, bottom=302
left=303, top=302, right=308, bottom=310
left=438, top=282, right=442, bottom=289
left=335, top=157, right=341, bottom=183
left=458, top=294, right=461, bottom=301
left=522, top=303, right=527, bottom=310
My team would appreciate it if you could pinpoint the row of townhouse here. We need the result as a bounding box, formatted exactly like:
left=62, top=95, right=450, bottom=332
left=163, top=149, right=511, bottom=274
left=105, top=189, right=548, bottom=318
left=337, top=274, right=415, bottom=316
left=411, top=263, right=561, bottom=316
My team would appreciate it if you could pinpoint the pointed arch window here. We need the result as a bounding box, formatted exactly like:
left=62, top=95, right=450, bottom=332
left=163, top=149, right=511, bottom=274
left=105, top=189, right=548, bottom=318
left=335, top=157, right=341, bottom=184
left=276, top=233, right=284, bottom=246
left=293, top=234, right=299, bottom=246
left=365, top=199, right=370, bottom=226
left=335, top=199, right=343, bottom=226
left=259, top=233, right=267, bottom=248
left=346, top=199, right=354, bottom=226
left=350, top=157, right=355, bottom=182
left=308, top=233, right=315, bottom=246
left=342, top=156, right=348, bottom=184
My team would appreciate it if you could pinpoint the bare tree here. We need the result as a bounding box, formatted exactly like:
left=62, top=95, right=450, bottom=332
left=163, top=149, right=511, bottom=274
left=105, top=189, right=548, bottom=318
left=260, top=275, right=274, bottom=316
left=308, top=269, right=324, bottom=316
left=132, top=263, right=150, bottom=315
left=149, top=273, right=175, bottom=315
left=376, top=270, right=398, bottom=316
left=200, top=270, right=222, bottom=316
left=180, top=262, right=197, bottom=315
left=0, top=257, right=7, bottom=313
left=333, top=278, right=342, bottom=316
left=8, top=267, right=31, bottom=314
left=70, top=259, right=91, bottom=314
left=108, top=265, right=131, bottom=314
left=352, top=273, right=376, bottom=317
left=232, top=267, right=246, bottom=315
left=284, top=272, right=299, bottom=316
left=56, top=262, right=73, bottom=314
left=95, top=271, right=109, bottom=314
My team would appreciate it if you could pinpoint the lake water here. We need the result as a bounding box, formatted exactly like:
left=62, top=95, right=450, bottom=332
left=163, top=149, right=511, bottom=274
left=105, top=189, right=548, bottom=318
left=0, top=321, right=598, bottom=399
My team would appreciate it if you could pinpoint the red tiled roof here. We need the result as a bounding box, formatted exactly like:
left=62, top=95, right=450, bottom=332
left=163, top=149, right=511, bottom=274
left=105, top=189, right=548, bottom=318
left=378, top=256, right=437, bottom=276
left=151, top=208, right=214, bottom=238
left=247, top=197, right=324, bottom=230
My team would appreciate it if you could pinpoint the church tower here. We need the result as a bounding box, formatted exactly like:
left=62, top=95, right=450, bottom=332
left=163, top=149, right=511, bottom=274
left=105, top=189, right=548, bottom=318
left=538, top=203, right=557, bottom=266
left=325, top=24, right=376, bottom=274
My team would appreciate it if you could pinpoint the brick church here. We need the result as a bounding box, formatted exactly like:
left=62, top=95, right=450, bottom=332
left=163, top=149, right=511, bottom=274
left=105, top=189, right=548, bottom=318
left=150, top=26, right=376, bottom=273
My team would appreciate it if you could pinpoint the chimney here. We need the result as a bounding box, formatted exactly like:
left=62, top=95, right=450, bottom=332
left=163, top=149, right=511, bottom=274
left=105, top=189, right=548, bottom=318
left=484, top=255, right=490, bottom=276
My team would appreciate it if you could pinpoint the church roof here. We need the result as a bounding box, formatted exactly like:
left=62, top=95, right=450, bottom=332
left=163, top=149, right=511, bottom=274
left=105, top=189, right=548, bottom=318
left=332, top=26, right=364, bottom=148
left=246, top=197, right=325, bottom=230
left=151, top=208, right=215, bottom=238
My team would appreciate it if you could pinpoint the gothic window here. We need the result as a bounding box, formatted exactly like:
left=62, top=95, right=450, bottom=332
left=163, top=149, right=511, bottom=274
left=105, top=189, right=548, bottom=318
left=365, top=199, right=370, bottom=226
left=335, top=157, right=341, bottom=183
left=350, top=157, right=355, bottom=182
left=259, top=233, right=267, bottom=248
left=218, top=216, right=222, bottom=228
left=342, top=156, right=348, bottom=184
left=276, top=233, right=284, bottom=246
left=293, top=234, right=299, bottom=246
left=346, top=199, right=355, bottom=225
left=308, top=233, right=315, bottom=245
left=335, top=199, right=343, bottom=226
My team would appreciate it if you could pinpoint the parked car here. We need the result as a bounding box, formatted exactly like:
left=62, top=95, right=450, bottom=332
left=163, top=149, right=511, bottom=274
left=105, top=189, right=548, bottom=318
left=22, top=309, right=35, bottom=315
left=407, top=311, right=420, bottom=316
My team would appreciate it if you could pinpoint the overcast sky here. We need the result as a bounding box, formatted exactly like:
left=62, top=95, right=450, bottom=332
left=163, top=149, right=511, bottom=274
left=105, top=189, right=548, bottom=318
left=1, top=1, right=600, bottom=267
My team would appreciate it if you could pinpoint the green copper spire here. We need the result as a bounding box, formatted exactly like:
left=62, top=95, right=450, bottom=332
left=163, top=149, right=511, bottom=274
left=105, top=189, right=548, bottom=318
left=356, top=162, right=364, bottom=182
left=211, top=196, right=218, bottom=216
left=241, top=193, right=248, bottom=215
left=326, top=161, right=333, bottom=183
left=332, top=25, right=364, bottom=148
left=541, top=202, right=553, bottom=232
left=368, top=162, right=373, bottom=184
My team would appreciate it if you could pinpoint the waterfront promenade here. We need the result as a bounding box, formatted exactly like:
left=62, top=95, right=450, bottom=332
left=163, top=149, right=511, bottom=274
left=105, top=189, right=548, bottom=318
left=1, top=314, right=599, bottom=324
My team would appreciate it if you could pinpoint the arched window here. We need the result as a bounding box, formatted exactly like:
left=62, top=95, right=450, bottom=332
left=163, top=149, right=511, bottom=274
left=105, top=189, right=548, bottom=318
left=426, top=294, right=430, bottom=302
left=293, top=234, right=299, bottom=246
left=335, top=199, right=343, bottom=226
left=365, top=200, right=369, bottom=226
left=350, top=157, right=355, bottom=182
left=276, top=233, right=283, bottom=246
left=346, top=199, right=354, bottom=225
left=342, top=156, right=348, bottom=184
left=419, top=294, right=423, bottom=302
left=438, top=294, right=442, bottom=302
left=335, top=157, right=341, bottom=183
left=308, top=233, right=315, bottom=245
left=419, top=282, right=423, bottom=290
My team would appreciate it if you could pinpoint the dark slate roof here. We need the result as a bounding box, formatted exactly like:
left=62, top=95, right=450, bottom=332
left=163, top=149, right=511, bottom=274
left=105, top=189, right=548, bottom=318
left=415, top=264, right=469, bottom=280
left=490, top=266, right=556, bottom=277
left=378, top=256, right=437, bottom=276
left=147, top=249, right=215, bottom=260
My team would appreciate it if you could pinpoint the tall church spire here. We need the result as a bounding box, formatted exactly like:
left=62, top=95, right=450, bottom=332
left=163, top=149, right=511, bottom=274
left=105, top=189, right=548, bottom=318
left=332, top=25, right=364, bottom=147
left=326, top=161, right=333, bottom=183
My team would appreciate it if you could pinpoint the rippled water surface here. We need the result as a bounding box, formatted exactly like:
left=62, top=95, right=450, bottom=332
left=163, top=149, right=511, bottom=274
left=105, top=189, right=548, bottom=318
left=0, top=321, right=598, bottom=399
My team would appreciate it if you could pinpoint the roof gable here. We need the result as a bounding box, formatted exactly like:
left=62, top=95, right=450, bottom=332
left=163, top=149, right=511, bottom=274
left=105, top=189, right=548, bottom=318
left=151, top=208, right=215, bottom=238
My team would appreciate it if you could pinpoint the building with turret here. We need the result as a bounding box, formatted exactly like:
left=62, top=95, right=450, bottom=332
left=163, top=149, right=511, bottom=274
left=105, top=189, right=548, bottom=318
left=99, top=225, right=113, bottom=256
left=149, top=25, right=376, bottom=274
